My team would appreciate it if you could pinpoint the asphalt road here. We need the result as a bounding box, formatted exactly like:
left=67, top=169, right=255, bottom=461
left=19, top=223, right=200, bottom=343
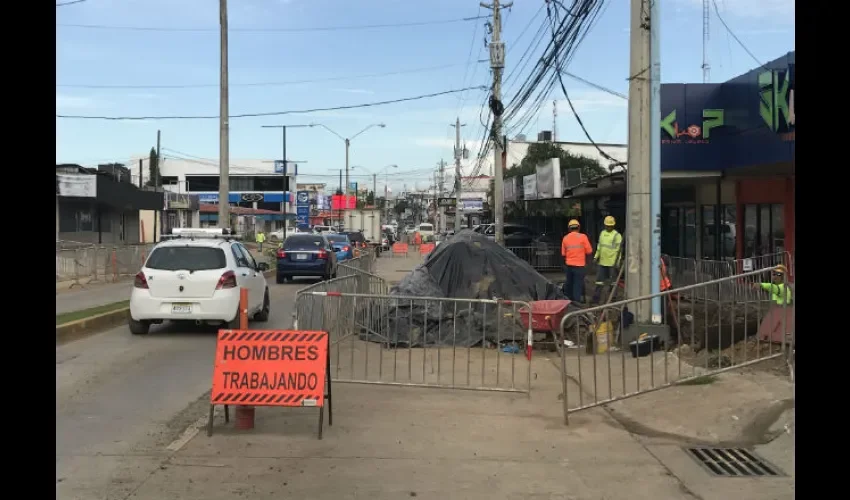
left=56, top=278, right=311, bottom=500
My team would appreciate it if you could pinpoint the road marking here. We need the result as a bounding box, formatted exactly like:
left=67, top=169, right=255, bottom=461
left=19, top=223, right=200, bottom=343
left=166, top=411, right=215, bottom=452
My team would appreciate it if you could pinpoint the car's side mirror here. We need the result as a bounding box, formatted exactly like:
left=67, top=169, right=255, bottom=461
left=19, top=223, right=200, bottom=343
left=257, top=262, right=270, bottom=271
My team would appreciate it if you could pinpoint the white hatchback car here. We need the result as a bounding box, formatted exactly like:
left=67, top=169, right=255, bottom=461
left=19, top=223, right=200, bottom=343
left=129, top=229, right=271, bottom=335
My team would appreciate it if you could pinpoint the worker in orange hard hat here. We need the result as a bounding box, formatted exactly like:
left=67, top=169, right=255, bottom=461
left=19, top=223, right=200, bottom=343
left=560, top=219, right=593, bottom=302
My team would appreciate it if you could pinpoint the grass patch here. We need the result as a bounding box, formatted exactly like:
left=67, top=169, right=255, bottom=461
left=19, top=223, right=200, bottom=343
left=678, top=375, right=718, bottom=386
left=56, top=300, right=130, bottom=326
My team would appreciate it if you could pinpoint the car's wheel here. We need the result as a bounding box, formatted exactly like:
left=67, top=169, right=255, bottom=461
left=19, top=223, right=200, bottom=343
left=129, top=318, right=150, bottom=335
left=254, top=288, right=271, bottom=322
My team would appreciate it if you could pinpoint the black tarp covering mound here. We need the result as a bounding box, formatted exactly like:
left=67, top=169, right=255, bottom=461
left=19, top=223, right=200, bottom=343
left=359, top=234, right=566, bottom=347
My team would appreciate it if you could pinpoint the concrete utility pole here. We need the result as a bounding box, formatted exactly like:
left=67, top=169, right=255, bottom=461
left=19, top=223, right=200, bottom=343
left=154, top=129, right=161, bottom=242
left=451, top=117, right=466, bottom=229
left=372, top=173, right=377, bottom=202
left=481, top=0, right=510, bottom=244
left=625, top=0, right=652, bottom=323
left=649, top=0, right=663, bottom=321
left=218, top=0, right=230, bottom=229
left=262, top=124, right=310, bottom=240
left=437, top=159, right=446, bottom=232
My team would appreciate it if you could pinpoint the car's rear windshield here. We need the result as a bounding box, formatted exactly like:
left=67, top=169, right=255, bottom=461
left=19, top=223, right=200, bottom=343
left=146, top=246, right=227, bottom=271
left=284, top=236, right=325, bottom=250
left=326, top=235, right=348, bottom=243
left=419, top=224, right=434, bottom=231
left=343, top=232, right=365, bottom=242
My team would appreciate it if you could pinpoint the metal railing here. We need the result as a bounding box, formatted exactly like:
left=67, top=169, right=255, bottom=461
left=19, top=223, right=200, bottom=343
left=294, top=286, right=535, bottom=394
left=558, top=266, right=794, bottom=425
left=56, top=243, right=156, bottom=288
left=505, top=245, right=563, bottom=272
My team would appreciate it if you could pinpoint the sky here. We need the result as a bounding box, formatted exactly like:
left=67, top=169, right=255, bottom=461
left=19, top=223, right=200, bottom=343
left=56, top=0, right=795, bottom=193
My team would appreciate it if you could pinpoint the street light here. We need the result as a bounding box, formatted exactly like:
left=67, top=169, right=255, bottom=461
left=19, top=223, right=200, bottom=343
left=309, top=123, right=387, bottom=198
left=261, top=124, right=311, bottom=240
left=352, top=164, right=399, bottom=223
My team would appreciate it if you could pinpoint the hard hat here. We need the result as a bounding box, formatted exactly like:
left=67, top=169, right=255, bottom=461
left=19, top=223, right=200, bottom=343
left=568, top=219, right=580, bottom=228
left=773, top=264, right=787, bottom=275
left=604, top=216, right=616, bottom=226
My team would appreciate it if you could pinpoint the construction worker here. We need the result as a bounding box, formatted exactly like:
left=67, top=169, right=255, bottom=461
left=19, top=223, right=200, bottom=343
left=752, top=264, right=793, bottom=306
left=590, top=215, right=623, bottom=304
left=255, top=229, right=266, bottom=252
left=561, top=219, right=593, bottom=302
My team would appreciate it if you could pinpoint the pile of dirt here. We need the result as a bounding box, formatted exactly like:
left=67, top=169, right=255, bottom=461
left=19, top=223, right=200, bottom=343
left=359, top=234, right=566, bottom=348
left=676, top=337, right=790, bottom=376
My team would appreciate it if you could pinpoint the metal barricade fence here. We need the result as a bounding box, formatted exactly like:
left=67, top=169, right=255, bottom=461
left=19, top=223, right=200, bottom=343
left=558, top=266, right=794, bottom=425
left=294, top=290, right=535, bottom=394
left=664, top=256, right=735, bottom=302
left=506, top=246, right=562, bottom=272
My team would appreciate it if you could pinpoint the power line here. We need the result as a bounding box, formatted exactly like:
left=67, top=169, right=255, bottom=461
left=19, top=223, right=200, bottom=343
left=56, top=86, right=487, bottom=120
left=57, top=0, right=86, bottom=6
left=711, top=0, right=763, bottom=67
left=57, top=16, right=486, bottom=34
left=57, top=62, right=482, bottom=90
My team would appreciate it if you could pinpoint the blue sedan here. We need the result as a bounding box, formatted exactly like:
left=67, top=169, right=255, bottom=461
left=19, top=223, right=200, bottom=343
left=276, top=234, right=339, bottom=283
left=325, top=234, right=354, bottom=261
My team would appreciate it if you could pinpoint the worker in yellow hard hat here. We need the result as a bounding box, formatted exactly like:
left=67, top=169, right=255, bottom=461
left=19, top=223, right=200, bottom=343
left=590, top=215, right=623, bottom=304
left=752, top=264, right=793, bottom=306
left=561, top=219, right=593, bottom=302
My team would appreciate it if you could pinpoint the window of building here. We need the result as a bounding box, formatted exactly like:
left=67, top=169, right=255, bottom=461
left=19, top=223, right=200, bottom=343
left=743, top=204, right=784, bottom=257
left=186, top=176, right=220, bottom=192
left=701, top=204, right=736, bottom=260
left=254, top=176, right=284, bottom=192
left=662, top=206, right=696, bottom=259
left=230, top=177, right=254, bottom=191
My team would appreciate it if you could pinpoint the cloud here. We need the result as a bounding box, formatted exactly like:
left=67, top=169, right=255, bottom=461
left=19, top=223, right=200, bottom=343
left=331, top=88, right=375, bottom=95
left=56, top=94, right=97, bottom=109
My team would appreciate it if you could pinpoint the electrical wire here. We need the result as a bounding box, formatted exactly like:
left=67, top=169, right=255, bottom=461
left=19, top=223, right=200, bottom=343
left=711, top=0, right=763, bottom=67
left=58, top=62, right=484, bottom=90
left=57, top=86, right=486, bottom=120
left=57, top=0, right=86, bottom=6
left=57, top=16, right=487, bottom=34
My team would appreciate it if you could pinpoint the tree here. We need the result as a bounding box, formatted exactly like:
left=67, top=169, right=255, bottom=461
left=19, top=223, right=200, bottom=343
left=505, top=142, right=607, bottom=182
left=366, top=190, right=375, bottom=206
left=146, top=147, right=160, bottom=187
left=393, top=199, right=409, bottom=216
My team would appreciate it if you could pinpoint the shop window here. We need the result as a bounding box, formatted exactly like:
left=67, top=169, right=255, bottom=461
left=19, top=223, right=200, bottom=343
left=701, top=204, right=736, bottom=260
left=743, top=204, right=784, bottom=257
left=701, top=206, right=716, bottom=259
left=662, top=206, right=696, bottom=258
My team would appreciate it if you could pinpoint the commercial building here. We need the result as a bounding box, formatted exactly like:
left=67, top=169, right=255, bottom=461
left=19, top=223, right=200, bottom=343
left=157, top=157, right=299, bottom=228
left=564, top=51, right=795, bottom=266
left=56, top=164, right=163, bottom=245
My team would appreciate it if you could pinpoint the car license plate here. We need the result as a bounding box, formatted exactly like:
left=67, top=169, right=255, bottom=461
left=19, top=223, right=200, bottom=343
left=296, top=254, right=309, bottom=260
left=172, top=303, right=192, bottom=314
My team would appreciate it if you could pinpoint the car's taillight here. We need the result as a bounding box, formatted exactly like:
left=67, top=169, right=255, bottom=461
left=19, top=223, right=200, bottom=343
left=343, top=246, right=350, bottom=252
left=317, top=249, right=328, bottom=259
left=216, top=270, right=237, bottom=290
left=134, top=272, right=149, bottom=289
left=277, top=249, right=286, bottom=258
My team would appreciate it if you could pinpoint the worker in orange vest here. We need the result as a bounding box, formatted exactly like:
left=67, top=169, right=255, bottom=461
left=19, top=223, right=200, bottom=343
left=560, top=219, right=593, bottom=302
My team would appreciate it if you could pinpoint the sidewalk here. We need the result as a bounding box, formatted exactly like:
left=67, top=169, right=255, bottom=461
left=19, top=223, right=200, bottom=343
left=374, top=253, right=425, bottom=285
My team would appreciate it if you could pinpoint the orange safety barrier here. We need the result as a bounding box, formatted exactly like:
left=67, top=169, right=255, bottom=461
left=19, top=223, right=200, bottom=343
left=419, top=243, right=435, bottom=255
left=392, top=242, right=409, bottom=255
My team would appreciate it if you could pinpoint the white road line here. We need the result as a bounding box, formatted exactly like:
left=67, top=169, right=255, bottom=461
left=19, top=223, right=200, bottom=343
left=166, top=409, right=218, bottom=452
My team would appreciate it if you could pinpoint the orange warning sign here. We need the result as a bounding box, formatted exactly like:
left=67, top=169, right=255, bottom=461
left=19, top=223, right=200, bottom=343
left=210, top=330, right=328, bottom=407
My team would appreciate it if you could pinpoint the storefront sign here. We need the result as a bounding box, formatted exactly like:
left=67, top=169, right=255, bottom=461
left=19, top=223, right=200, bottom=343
left=660, top=108, right=725, bottom=144
left=57, top=174, right=96, bottom=198
left=437, top=197, right=457, bottom=207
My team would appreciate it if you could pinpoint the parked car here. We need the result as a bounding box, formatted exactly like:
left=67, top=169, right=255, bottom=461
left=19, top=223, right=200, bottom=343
left=129, top=228, right=271, bottom=335
left=312, top=225, right=336, bottom=234
left=276, top=234, right=339, bottom=283
left=417, top=223, right=435, bottom=242
left=483, top=223, right=538, bottom=246
left=325, top=233, right=354, bottom=261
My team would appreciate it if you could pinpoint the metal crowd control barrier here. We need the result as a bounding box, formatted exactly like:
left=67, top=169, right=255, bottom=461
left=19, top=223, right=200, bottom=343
left=294, top=289, right=535, bottom=395
left=506, top=246, right=563, bottom=272
left=559, top=266, right=794, bottom=425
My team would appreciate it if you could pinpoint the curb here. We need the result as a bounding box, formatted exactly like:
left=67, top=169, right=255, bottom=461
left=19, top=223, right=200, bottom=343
left=56, top=307, right=130, bottom=342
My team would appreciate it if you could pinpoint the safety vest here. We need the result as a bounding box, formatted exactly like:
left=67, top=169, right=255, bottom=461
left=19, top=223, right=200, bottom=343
left=760, top=283, right=793, bottom=306
left=660, top=259, right=672, bottom=291
left=561, top=232, right=593, bottom=267
left=595, top=229, right=622, bottom=267
left=256, top=233, right=266, bottom=243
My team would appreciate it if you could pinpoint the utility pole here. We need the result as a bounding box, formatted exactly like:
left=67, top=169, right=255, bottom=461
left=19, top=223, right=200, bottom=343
left=481, top=0, right=510, bottom=244
left=649, top=0, right=662, bottom=322
left=218, top=0, right=230, bottom=230
left=138, top=159, right=143, bottom=189
left=552, top=100, right=558, bottom=141
left=625, top=0, right=652, bottom=323
left=372, top=173, right=377, bottom=204
left=154, top=129, right=161, bottom=242
left=437, top=159, right=445, bottom=232
left=451, top=117, right=466, bottom=229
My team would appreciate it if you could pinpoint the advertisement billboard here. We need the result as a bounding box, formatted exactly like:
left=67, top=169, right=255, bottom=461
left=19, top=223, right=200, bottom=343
left=331, top=194, right=356, bottom=210
left=296, top=191, right=310, bottom=225
left=503, top=176, right=517, bottom=202
left=535, top=158, right=562, bottom=199
left=523, top=174, right=537, bottom=201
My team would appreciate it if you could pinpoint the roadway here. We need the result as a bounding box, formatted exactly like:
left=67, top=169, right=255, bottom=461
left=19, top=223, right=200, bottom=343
left=56, top=278, right=306, bottom=500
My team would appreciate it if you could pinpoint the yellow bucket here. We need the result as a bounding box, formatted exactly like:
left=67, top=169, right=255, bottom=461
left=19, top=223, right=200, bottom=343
left=594, top=321, right=613, bottom=354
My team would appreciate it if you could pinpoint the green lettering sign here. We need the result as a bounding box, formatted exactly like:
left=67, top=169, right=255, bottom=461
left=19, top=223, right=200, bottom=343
left=759, top=70, right=792, bottom=133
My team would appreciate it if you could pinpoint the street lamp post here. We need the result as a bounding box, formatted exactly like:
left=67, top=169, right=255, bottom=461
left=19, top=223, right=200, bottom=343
left=352, top=164, right=398, bottom=224
left=310, top=123, right=386, bottom=199
left=262, top=124, right=311, bottom=241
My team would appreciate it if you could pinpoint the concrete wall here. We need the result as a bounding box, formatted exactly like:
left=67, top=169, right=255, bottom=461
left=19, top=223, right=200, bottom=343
left=695, top=180, right=736, bottom=206
left=138, top=210, right=161, bottom=243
